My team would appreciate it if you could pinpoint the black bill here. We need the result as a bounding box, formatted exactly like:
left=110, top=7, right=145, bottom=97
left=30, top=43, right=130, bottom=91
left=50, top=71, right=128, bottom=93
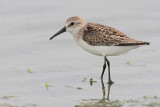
left=49, top=27, right=66, bottom=40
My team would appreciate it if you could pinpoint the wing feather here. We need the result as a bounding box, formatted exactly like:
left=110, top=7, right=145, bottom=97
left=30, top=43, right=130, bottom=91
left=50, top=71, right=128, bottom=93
left=83, top=23, right=150, bottom=46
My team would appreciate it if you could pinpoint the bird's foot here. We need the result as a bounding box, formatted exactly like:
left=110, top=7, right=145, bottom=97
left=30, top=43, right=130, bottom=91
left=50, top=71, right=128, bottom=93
left=108, top=80, right=114, bottom=84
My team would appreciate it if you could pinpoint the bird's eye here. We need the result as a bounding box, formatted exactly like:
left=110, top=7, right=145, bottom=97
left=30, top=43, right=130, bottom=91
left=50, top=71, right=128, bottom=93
left=70, top=22, right=74, bottom=25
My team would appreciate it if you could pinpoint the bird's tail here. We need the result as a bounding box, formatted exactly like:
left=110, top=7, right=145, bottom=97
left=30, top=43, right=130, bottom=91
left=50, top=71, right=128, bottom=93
left=140, top=41, right=150, bottom=45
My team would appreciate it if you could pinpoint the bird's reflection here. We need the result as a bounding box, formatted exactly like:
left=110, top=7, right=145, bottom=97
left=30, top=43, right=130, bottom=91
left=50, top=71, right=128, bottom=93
left=101, top=79, right=112, bottom=101
left=75, top=80, right=115, bottom=107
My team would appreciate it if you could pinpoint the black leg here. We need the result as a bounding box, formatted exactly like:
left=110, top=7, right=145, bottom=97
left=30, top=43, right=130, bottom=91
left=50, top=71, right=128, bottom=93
left=101, top=56, right=106, bottom=80
left=101, top=79, right=105, bottom=100
left=105, top=57, right=114, bottom=84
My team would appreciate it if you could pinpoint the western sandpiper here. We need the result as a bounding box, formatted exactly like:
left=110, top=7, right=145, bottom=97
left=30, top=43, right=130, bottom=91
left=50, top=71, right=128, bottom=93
left=50, top=16, right=150, bottom=84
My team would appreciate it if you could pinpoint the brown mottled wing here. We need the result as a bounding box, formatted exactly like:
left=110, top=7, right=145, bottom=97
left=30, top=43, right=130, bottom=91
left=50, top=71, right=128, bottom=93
left=83, top=23, right=150, bottom=46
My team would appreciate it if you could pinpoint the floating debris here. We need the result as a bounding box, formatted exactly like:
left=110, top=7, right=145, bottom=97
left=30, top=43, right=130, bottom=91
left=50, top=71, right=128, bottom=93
left=27, top=68, right=35, bottom=73
left=77, top=87, right=83, bottom=90
left=23, top=103, right=37, bottom=107
left=144, top=96, right=149, bottom=100
left=126, top=61, right=131, bottom=65
left=41, top=81, right=53, bottom=90
left=45, top=81, right=49, bottom=88
left=1, top=95, right=18, bottom=100
left=82, top=77, right=87, bottom=82
left=90, top=78, right=97, bottom=86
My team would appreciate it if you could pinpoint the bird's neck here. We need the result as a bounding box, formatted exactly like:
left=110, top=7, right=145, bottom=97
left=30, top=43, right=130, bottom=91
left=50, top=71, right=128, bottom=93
left=72, top=26, right=85, bottom=41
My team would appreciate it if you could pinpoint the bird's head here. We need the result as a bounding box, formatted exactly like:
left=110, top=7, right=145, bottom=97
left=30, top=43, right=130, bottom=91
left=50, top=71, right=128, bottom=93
left=50, top=16, right=86, bottom=40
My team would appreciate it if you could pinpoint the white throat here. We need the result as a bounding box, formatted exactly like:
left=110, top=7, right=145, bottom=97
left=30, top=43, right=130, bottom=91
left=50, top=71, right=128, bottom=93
left=67, top=27, right=81, bottom=36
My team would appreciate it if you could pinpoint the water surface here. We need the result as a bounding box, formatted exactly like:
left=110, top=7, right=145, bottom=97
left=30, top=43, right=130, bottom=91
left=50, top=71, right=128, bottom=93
left=0, top=0, right=160, bottom=107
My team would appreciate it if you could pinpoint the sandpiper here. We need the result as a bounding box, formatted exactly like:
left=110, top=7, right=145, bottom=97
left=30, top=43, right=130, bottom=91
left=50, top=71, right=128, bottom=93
left=50, top=16, right=150, bottom=84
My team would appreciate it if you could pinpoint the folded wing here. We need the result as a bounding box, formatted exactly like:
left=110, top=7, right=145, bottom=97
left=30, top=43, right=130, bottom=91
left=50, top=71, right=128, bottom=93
left=83, top=23, right=150, bottom=46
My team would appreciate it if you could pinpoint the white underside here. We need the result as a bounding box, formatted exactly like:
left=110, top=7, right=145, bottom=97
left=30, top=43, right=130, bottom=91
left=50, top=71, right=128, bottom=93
left=75, top=39, right=140, bottom=56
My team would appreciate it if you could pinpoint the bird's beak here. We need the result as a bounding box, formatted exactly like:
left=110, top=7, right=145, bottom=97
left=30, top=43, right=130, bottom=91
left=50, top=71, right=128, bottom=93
left=49, top=26, right=66, bottom=40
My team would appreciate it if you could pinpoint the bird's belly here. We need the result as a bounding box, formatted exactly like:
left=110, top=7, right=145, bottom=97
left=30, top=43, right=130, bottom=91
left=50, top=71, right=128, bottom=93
left=76, top=39, right=139, bottom=56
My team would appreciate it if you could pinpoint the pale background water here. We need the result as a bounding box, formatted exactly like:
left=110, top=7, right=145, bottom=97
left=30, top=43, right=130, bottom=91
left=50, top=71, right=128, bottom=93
left=0, top=0, right=160, bottom=107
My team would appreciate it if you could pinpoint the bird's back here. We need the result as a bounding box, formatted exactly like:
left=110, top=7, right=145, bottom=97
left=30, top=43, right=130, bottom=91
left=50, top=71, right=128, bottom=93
left=83, top=23, right=150, bottom=46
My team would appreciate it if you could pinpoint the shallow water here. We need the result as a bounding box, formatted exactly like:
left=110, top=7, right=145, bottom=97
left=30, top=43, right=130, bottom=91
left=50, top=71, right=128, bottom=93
left=0, top=0, right=160, bottom=107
